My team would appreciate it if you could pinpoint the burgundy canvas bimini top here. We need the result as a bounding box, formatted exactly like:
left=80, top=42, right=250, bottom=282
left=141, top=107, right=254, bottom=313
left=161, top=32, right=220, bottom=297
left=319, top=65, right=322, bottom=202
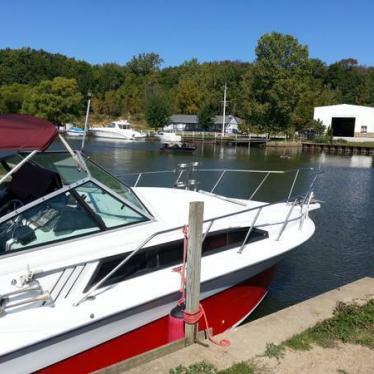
left=0, top=114, right=58, bottom=151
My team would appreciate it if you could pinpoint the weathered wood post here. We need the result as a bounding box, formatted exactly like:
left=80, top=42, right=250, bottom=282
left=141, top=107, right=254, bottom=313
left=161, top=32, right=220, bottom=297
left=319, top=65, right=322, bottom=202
left=185, top=201, right=204, bottom=345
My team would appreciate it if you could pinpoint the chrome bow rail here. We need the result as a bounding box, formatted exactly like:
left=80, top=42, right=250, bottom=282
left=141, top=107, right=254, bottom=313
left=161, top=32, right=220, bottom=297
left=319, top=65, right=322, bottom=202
left=125, top=164, right=315, bottom=202
left=74, top=166, right=321, bottom=306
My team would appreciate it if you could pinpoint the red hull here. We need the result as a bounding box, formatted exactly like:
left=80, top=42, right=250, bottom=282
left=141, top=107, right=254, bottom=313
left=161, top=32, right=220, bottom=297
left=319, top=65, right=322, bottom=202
left=39, top=267, right=275, bottom=373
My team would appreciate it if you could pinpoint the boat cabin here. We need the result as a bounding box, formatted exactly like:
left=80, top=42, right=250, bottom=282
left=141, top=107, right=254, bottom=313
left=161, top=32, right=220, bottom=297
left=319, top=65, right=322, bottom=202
left=107, top=120, right=132, bottom=130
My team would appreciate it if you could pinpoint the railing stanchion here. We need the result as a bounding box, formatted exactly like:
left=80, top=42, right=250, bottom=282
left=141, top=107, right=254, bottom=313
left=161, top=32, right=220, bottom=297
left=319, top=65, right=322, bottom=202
left=299, top=191, right=313, bottom=230
left=249, top=172, right=270, bottom=200
left=276, top=199, right=297, bottom=241
left=210, top=170, right=226, bottom=193
left=134, top=173, right=142, bottom=187
left=287, top=169, right=300, bottom=202
left=238, top=207, right=262, bottom=254
left=202, top=220, right=214, bottom=243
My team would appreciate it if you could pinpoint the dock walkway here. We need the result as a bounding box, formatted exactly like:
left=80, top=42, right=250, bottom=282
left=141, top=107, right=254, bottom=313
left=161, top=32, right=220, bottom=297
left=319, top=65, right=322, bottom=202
left=302, top=142, right=374, bottom=154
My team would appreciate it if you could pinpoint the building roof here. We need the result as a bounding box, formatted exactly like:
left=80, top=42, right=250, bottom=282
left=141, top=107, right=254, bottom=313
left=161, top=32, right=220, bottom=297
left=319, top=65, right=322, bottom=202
left=314, top=104, right=374, bottom=111
left=170, top=114, right=241, bottom=125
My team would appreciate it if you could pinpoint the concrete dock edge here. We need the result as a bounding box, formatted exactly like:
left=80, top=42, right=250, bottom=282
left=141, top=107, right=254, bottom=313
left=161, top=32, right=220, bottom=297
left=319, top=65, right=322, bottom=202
left=100, top=277, right=374, bottom=374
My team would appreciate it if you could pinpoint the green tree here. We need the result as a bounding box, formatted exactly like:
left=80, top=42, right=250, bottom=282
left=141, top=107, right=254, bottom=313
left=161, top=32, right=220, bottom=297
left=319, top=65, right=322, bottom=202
left=92, top=63, right=126, bottom=93
left=0, top=48, right=94, bottom=93
left=240, top=32, right=340, bottom=137
left=144, top=90, right=170, bottom=128
left=91, top=90, right=126, bottom=117
left=22, top=77, right=83, bottom=124
left=244, top=33, right=310, bottom=135
left=198, top=103, right=215, bottom=130
left=175, top=78, right=206, bottom=114
left=0, top=83, right=30, bottom=113
left=327, top=59, right=372, bottom=105
left=127, top=53, right=163, bottom=77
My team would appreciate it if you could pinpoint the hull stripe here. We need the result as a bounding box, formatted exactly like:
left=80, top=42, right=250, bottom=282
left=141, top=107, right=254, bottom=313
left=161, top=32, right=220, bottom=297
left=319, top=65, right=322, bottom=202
left=38, top=267, right=275, bottom=373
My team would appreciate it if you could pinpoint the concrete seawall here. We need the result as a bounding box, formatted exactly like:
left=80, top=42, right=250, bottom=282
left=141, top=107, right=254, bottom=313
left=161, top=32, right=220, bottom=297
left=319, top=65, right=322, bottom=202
left=99, top=277, right=374, bottom=373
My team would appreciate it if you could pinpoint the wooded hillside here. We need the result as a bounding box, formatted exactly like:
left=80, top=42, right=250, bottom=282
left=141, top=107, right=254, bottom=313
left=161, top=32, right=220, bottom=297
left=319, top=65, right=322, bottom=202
left=1, top=32, right=373, bottom=133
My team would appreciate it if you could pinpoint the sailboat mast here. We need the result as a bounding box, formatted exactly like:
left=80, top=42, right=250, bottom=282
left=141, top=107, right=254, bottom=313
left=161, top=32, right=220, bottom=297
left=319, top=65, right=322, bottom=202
left=221, top=82, right=227, bottom=137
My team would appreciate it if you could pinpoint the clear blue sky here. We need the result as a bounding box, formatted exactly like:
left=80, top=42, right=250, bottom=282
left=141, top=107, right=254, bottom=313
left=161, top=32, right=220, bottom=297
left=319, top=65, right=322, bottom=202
left=1, top=0, right=373, bottom=67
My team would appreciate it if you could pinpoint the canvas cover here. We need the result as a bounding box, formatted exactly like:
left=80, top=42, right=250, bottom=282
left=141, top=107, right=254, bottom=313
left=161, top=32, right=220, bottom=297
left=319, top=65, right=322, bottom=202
left=0, top=114, right=58, bottom=151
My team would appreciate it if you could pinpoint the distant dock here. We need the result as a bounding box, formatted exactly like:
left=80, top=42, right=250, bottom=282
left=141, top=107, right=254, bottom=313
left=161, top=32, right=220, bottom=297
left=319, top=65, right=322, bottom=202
left=302, top=142, right=374, bottom=155
left=179, top=132, right=268, bottom=146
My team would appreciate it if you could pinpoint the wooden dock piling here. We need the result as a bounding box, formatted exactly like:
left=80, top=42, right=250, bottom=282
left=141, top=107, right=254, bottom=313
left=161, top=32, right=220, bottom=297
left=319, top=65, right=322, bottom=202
left=185, top=201, right=204, bottom=345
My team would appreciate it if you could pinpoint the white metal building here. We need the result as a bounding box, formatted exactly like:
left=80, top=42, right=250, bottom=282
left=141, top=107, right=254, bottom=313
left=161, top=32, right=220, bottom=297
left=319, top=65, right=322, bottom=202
left=314, top=104, right=374, bottom=141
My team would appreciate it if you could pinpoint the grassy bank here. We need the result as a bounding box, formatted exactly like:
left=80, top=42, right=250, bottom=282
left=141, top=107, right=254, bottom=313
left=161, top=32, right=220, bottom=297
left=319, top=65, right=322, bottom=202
left=269, top=299, right=374, bottom=355
left=266, top=140, right=302, bottom=147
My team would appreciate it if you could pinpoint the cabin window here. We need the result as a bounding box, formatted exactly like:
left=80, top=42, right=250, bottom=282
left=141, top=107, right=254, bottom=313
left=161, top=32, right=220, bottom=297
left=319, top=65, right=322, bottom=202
left=86, top=227, right=268, bottom=290
left=361, top=126, right=367, bottom=133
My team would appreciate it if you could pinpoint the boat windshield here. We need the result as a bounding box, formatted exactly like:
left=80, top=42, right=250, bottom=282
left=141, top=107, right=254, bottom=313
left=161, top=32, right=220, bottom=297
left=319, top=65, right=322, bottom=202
left=0, top=180, right=148, bottom=255
left=2, top=152, right=149, bottom=217
left=30, top=152, right=87, bottom=185
left=83, top=157, right=148, bottom=215
left=118, top=124, right=130, bottom=130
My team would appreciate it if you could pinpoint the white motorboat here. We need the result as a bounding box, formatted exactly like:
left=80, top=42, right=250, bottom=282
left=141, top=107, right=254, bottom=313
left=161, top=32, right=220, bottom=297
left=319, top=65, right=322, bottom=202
left=155, top=131, right=182, bottom=142
left=66, top=126, right=85, bottom=137
left=90, top=120, right=146, bottom=140
left=0, top=114, right=321, bottom=373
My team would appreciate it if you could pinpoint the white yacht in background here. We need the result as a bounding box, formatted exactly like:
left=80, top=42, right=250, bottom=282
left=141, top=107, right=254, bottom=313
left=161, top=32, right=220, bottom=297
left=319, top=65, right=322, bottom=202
left=0, top=114, right=321, bottom=373
left=90, top=120, right=146, bottom=140
left=155, top=131, right=182, bottom=143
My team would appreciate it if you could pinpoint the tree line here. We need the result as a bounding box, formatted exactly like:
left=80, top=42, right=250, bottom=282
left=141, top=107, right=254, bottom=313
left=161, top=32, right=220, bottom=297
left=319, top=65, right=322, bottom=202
left=1, top=32, right=374, bottom=134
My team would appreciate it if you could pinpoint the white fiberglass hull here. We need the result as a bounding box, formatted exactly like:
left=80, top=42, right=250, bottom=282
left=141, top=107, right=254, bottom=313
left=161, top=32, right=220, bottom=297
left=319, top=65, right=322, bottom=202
left=0, top=254, right=283, bottom=373
left=0, top=185, right=319, bottom=373
left=155, top=134, right=182, bottom=142
left=90, top=129, right=134, bottom=140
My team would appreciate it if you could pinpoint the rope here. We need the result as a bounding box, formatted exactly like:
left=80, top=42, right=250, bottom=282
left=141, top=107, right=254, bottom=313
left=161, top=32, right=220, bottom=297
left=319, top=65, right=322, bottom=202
left=173, top=225, right=231, bottom=348
left=199, top=303, right=231, bottom=348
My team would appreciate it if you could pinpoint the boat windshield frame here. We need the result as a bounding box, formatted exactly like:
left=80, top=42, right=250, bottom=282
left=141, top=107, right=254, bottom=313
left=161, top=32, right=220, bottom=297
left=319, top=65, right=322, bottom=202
left=0, top=150, right=153, bottom=225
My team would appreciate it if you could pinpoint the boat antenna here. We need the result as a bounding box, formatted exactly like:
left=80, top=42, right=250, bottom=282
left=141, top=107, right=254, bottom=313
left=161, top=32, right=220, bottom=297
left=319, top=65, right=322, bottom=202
left=81, top=91, right=92, bottom=151
left=221, top=82, right=227, bottom=137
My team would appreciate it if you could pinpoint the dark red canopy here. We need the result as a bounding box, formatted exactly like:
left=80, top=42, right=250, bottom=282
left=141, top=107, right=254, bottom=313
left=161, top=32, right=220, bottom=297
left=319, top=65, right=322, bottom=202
left=0, top=114, right=58, bottom=151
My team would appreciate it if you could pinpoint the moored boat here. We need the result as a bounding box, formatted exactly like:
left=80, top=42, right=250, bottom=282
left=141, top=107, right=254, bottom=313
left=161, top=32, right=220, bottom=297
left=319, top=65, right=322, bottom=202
left=160, top=142, right=197, bottom=152
left=0, top=114, right=321, bottom=373
left=155, top=131, right=182, bottom=143
left=66, top=126, right=85, bottom=137
left=90, top=120, right=146, bottom=140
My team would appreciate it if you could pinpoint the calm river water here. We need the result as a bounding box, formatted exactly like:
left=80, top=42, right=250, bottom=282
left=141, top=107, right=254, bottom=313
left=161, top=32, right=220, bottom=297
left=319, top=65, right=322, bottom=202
left=70, top=138, right=374, bottom=319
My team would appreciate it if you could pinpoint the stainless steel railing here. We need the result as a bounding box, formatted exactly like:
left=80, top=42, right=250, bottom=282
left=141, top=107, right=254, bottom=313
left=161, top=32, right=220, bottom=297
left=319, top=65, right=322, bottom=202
left=125, top=166, right=314, bottom=201
left=74, top=167, right=321, bottom=306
